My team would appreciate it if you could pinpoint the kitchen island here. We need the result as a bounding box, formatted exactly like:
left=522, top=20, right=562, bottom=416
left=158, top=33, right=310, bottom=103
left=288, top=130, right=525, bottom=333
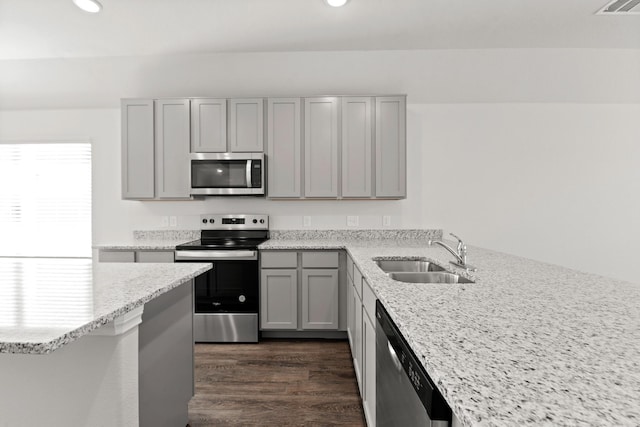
left=260, top=236, right=640, bottom=426
left=0, top=257, right=211, bottom=427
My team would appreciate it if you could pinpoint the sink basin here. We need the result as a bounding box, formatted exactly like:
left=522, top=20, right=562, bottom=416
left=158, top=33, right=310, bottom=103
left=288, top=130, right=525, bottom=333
left=375, top=259, right=445, bottom=273
left=388, top=272, right=474, bottom=284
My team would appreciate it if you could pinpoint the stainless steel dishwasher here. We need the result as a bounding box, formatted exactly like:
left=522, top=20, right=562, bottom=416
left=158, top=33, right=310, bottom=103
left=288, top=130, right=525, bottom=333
left=376, top=301, right=460, bottom=427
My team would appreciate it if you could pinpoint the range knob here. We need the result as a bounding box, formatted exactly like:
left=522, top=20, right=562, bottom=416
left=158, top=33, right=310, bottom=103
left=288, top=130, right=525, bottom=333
left=252, top=219, right=258, bottom=224
left=259, top=219, right=265, bottom=224
left=202, top=219, right=207, bottom=224
left=209, top=218, right=215, bottom=223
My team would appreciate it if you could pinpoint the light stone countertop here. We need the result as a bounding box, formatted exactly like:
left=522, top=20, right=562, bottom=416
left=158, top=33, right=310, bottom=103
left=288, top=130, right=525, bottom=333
left=93, top=239, right=196, bottom=250
left=259, top=238, right=640, bottom=427
left=0, top=257, right=211, bottom=354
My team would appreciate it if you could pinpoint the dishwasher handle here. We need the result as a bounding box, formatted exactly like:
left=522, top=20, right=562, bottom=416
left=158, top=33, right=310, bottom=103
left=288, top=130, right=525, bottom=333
left=387, top=342, right=403, bottom=372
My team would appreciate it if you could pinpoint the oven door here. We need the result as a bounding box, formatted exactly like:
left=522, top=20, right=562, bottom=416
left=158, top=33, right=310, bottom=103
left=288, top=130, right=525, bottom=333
left=175, top=250, right=259, bottom=313
left=190, top=153, right=264, bottom=196
left=176, top=250, right=260, bottom=342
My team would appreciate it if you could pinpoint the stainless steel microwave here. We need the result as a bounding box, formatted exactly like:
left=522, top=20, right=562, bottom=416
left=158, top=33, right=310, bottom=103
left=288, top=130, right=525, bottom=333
left=190, top=153, right=264, bottom=196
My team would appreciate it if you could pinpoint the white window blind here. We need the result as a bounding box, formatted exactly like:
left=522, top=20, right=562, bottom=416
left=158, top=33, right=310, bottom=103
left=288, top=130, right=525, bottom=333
left=0, top=142, right=92, bottom=257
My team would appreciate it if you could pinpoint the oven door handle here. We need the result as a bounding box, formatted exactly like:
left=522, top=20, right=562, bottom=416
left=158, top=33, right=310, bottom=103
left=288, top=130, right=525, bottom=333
left=175, top=250, right=257, bottom=261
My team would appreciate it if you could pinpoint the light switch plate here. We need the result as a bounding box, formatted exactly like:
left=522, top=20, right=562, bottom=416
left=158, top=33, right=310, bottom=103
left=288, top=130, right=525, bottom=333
left=169, top=216, right=177, bottom=227
left=347, top=216, right=359, bottom=227
left=383, top=216, right=391, bottom=227
left=303, top=216, right=312, bottom=227
left=161, top=216, right=169, bottom=227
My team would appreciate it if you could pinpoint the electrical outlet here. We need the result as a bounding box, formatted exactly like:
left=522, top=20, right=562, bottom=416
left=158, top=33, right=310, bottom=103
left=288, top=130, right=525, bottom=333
left=347, top=216, right=359, bottom=227
left=303, top=216, right=312, bottom=227
left=169, top=216, right=177, bottom=227
left=161, top=216, right=169, bottom=227
left=383, top=216, right=391, bottom=227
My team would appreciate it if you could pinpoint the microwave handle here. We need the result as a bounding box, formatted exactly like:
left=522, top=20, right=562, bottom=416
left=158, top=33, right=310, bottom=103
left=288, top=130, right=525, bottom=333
left=246, top=160, right=252, bottom=187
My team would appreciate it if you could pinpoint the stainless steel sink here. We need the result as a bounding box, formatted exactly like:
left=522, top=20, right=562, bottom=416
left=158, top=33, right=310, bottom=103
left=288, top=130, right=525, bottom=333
left=375, top=259, right=445, bottom=273
left=387, top=272, right=474, bottom=284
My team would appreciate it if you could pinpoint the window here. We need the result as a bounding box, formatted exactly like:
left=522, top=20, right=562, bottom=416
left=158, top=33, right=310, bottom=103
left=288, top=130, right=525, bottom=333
left=0, top=142, right=92, bottom=258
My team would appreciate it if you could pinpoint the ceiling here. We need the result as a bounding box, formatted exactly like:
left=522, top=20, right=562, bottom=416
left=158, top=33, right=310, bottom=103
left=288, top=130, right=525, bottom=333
left=0, top=0, right=639, bottom=60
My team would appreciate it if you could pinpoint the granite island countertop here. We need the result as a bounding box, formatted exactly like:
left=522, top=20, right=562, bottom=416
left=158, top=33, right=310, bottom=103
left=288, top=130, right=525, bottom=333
left=0, top=257, right=211, bottom=354
left=260, top=238, right=640, bottom=427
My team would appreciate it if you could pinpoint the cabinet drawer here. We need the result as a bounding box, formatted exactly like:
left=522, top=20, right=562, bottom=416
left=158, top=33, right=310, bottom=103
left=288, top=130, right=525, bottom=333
left=99, top=250, right=135, bottom=263
left=362, top=278, right=376, bottom=322
left=302, top=252, right=339, bottom=268
left=353, top=266, right=363, bottom=299
left=261, top=251, right=298, bottom=268
left=137, top=251, right=174, bottom=263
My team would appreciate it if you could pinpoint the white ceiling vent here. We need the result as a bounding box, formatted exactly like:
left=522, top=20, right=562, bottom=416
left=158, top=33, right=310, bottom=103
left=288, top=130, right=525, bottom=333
left=597, top=0, right=640, bottom=14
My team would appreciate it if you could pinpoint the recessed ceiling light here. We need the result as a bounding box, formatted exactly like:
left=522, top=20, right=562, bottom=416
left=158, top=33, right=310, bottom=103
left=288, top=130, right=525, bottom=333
left=73, top=0, right=102, bottom=13
left=325, top=0, right=349, bottom=7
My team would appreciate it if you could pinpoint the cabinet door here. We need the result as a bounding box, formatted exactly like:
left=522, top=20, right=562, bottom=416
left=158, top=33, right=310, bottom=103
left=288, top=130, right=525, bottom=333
left=362, top=311, right=377, bottom=427
left=121, top=99, right=155, bottom=199
left=266, top=98, right=302, bottom=198
left=342, top=97, right=373, bottom=198
left=301, top=269, right=339, bottom=330
left=155, top=99, right=191, bottom=199
left=347, top=273, right=355, bottom=353
left=375, top=96, right=406, bottom=198
left=98, top=250, right=135, bottom=263
left=136, top=251, right=174, bottom=263
left=304, top=97, right=339, bottom=198
left=229, top=98, right=264, bottom=152
left=260, top=269, right=298, bottom=330
left=190, top=98, right=227, bottom=153
left=354, top=289, right=363, bottom=394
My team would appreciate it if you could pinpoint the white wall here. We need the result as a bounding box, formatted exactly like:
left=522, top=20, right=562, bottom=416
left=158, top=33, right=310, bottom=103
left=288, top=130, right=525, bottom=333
left=416, top=103, right=640, bottom=282
left=1, top=49, right=639, bottom=283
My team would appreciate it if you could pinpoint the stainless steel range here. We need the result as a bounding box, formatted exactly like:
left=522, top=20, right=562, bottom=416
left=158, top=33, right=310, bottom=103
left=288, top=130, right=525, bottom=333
left=175, top=214, right=269, bottom=343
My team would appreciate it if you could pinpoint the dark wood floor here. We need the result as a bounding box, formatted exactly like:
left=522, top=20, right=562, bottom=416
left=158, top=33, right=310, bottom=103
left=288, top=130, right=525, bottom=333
left=188, top=339, right=366, bottom=426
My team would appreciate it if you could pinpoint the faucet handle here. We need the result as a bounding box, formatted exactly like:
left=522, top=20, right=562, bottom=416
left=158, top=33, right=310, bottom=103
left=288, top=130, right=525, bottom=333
left=449, top=233, right=465, bottom=255
left=449, top=232, right=464, bottom=244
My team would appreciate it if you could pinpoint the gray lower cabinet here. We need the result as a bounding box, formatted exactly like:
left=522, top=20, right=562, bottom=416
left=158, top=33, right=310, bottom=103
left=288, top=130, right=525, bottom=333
left=260, top=269, right=298, bottom=330
left=347, top=254, right=377, bottom=427
left=190, top=98, right=227, bottom=153
left=301, top=269, right=339, bottom=329
left=266, top=98, right=302, bottom=198
left=304, top=97, right=339, bottom=198
left=229, top=98, right=264, bottom=152
left=260, top=250, right=345, bottom=333
left=375, top=96, right=406, bottom=198
left=362, top=283, right=377, bottom=427
left=98, top=250, right=174, bottom=263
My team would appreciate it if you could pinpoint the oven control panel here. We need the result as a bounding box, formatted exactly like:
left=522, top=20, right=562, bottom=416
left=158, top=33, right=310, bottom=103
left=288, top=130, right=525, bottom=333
left=200, top=214, right=269, bottom=230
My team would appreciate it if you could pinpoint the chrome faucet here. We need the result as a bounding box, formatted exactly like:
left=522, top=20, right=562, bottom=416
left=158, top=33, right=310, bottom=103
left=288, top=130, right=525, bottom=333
left=428, top=233, right=476, bottom=271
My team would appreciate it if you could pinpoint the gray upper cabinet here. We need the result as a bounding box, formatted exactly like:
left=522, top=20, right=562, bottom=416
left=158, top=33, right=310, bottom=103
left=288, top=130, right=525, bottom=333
left=375, top=96, right=406, bottom=198
left=229, top=98, right=264, bottom=152
left=304, top=97, right=339, bottom=198
left=121, top=99, right=155, bottom=199
left=190, top=98, right=227, bottom=153
left=155, top=99, right=191, bottom=199
left=342, top=97, right=373, bottom=198
left=266, top=98, right=302, bottom=198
